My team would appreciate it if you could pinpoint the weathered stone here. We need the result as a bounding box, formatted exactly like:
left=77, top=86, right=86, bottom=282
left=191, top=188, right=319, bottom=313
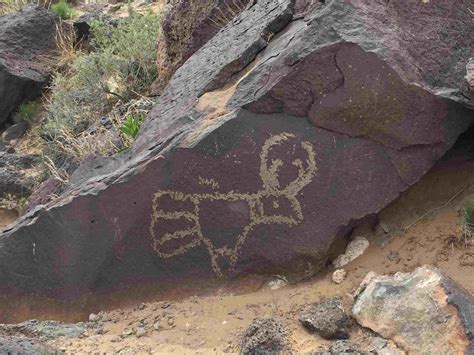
left=328, top=340, right=362, bottom=354
left=331, top=269, right=346, bottom=284
left=0, top=6, right=56, bottom=126
left=299, top=299, right=350, bottom=340
left=73, top=10, right=115, bottom=40
left=263, top=275, right=289, bottom=290
left=240, top=317, right=289, bottom=354
left=153, top=0, right=251, bottom=92
left=0, top=335, right=57, bottom=354
left=0, top=0, right=472, bottom=307
left=333, top=237, right=369, bottom=268
left=0, top=320, right=86, bottom=340
left=0, top=152, right=36, bottom=169
left=0, top=169, right=34, bottom=196
left=2, top=122, right=28, bottom=142
left=352, top=266, right=474, bottom=354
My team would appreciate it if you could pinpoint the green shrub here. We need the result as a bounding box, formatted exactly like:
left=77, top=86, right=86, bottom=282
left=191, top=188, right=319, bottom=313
left=43, top=9, right=159, bottom=157
left=18, top=101, right=40, bottom=123
left=119, top=112, right=145, bottom=139
left=51, top=0, right=76, bottom=20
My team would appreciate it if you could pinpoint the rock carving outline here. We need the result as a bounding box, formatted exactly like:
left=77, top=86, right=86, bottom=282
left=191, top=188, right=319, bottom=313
left=149, top=133, right=317, bottom=276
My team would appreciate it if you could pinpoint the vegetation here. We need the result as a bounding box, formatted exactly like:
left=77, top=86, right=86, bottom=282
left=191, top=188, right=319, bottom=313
left=462, top=202, right=474, bottom=238
left=119, top=112, right=145, bottom=140
left=18, top=101, right=40, bottom=123
left=43, top=8, right=159, bottom=163
left=51, top=0, right=75, bottom=20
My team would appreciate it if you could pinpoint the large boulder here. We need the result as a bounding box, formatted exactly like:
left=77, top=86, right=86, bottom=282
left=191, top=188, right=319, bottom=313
left=0, top=6, right=56, bottom=126
left=153, top=0, right=251, bottom=92
left=0, top=0, right=472, bottom=308
left=352, top=266, right=474, bottom=354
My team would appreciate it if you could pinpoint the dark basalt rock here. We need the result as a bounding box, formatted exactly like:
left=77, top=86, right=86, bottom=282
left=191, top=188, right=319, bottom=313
left=0, top=6, right=56, bottom=126
left=299, top=299, right=350, bottom=340
left=153, top=0, right=252, bottom=92
left=240, top=317, right=289, bottom=354
left=0, top=0, right=472, bottom=307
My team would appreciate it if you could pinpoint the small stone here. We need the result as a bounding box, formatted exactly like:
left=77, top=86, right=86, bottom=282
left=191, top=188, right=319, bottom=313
left=371, top=336, right=388, bottom=350
left=332, top=269, right=347, bottom=284
left=89, top=313, right=100, bottom=322
left=153, top=322, right=161, bottom=331
left=329, top=340, right=362, bottom=354
left=138, top=302, right=146, bottom=310
left=299, top=299, right=349, bottom=340
left=2, top=122, right=28, bottom=141
left=387, top=251, right=400, bottom=262
left=136, top=327, right=147, bottom=338
left=263, top=275, right=288, bottom=290
left=167, top=318, right=175, bottom=326
left=333, top=237, right=369, bottom=268
left=122, top=328, right=133, bottom=337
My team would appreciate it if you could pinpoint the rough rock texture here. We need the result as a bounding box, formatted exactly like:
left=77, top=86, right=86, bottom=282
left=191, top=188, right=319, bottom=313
left=352, top=266, right=474, bottom=354
left=0, top=335, right=57, bottom=354
left=333, top=237, right=369, bottom=268
left=0, top=0, right=473, bottom=304
left=240, top=317, right=289, bottom=354
left=0, top=320, right=86, bottom=340
left=299, top=299, right=350, bottom=340
left=153, top=0, right=251, bottom=92
left=0, top=6, right=56, bottom=126
left=0, top=152, right=37, bottom=196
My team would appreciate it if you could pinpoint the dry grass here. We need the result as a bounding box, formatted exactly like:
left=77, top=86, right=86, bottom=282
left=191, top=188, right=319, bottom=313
left=52, top=127, right=121, bottom=163
left=54, top=21, right=81, bottom=69
left=0, top=0, right=52, bottom=16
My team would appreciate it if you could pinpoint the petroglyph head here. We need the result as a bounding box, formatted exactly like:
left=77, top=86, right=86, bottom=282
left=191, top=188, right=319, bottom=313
left=260, top=133, right=317, bottom=197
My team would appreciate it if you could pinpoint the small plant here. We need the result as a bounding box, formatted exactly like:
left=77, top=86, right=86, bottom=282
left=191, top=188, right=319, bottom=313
left=51, top=0, right=75, bottom=20
left=18, top=101, right=40, bottom=123
left=119, top=112, right=145, bottom=139
left=462, top=202, right=474, bottom=238
left=18, top=197, right=28, bottom=208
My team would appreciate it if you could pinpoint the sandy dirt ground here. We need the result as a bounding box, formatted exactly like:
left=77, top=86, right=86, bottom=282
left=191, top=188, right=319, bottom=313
left=27, top=157, right=472, bottom=354
left=0, top=208, right=18, bottom=231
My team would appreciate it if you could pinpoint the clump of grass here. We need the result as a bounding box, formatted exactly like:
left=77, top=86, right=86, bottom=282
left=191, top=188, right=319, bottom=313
left=119, top=112, right=145, bottom=140
left=51, top=0, right=75, bottom=20
left=43, top=9, right=159, bottom=145
left=18, top=101, right=41, bottom=123
left=462, top=202, right=474, bottom=238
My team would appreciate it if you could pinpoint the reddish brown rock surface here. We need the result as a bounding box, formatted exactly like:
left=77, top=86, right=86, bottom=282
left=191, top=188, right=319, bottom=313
left=0, top=0, right=472, bottom=307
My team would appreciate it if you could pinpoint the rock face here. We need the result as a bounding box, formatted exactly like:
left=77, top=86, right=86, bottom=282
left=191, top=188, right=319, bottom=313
left=352, top=266, right=474, bottom=354
left=0, top=6, right=56, bottom=126
left=154, top=0, right=251, bottom=92
left=0, top=0, right=473, bottom=304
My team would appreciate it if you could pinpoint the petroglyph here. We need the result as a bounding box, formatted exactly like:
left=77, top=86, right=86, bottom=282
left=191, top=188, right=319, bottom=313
left=149, top=133, right=317, bottom=276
